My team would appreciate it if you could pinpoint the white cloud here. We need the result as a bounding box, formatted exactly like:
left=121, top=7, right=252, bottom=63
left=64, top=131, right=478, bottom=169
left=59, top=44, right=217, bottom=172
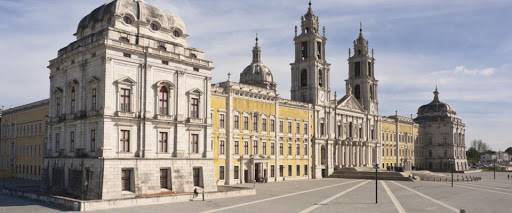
left=453, top=65, right=495, bottom=76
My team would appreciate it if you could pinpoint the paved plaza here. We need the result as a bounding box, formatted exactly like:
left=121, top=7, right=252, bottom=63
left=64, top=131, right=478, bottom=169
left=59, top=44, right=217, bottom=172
left=1, top=172, right=511, bottom=213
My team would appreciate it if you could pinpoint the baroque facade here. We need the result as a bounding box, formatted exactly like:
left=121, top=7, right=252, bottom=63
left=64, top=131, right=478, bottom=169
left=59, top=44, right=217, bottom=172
left=44, top=0, right=216, bottom=200
left=211, top=2, right=381, bottom=184
left=33, top=0, right=470, bottom=199
left=414, top=87, right=468, bottom=172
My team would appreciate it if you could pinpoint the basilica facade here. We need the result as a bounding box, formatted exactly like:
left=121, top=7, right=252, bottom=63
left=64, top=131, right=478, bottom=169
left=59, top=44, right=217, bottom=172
left=211, top=2, right=381, bottom=184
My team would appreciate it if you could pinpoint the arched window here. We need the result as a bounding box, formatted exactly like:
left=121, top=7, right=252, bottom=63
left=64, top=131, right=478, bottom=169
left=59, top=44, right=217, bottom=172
left=354, top=85, right=361, bottom=100
left=159, top=86, right=169, bottom=115
left=318, top=69, right=324, bottom=87
left=300, top=69, right=307, bottom=87
left=70, top=86, right=76, bottom=113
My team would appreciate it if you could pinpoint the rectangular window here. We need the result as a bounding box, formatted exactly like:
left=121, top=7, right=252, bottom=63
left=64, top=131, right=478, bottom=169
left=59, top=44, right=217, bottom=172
left=320, top=123, right=325, bottom=136
left=279, top=143, right=283, bottom=155
left=279, top=165, right=284, bottom=177
left=70, top=131, right=75, bottom=151
left=219, top=166, right=225, bottom=180
left=288, top=121, right=292, bottom=133
left=160, top=168, right=171, bottom=190
left=304, top=143, right=308, bottom=155
left=70, top=87, right=76, bottom=113
left=253, top=114, right=258, bottom=131
left=234, top=115, right=240, bottom=129
left=219, top=140, right=225, bottom=155
left=244, top=141, right=249, bottom=155
left=56, top=96, right=62, bottom=115
left=262, top=118, right=267, bottom=131
left=253, top=140, right=258, bottom=155
left=121, top=169, right=133, bottom=192
left=270, top=119, right=275, bottom=132
left=121, top=130, right=130, bottom=152
left=191, top=134, right=199, bottom=153
left=219, top=114, right=225, bottom=129
left=55, top=133, right=61, bottom=151
left=296, top=122, right=300, bottom=134
left=262, top=142, right=267, bottom=155
left=355, top=62, right=361, bottom=77
left=120, top=88, right=131, bottom=112
left=90, top=129, right=96, bottom=152
left=191, top=98, right=200, bottom=119
left=270, top=165, right=275, bottom=177
left=159, top=132, right=168, bottom=153
left=234, top=166, right=239, bottom=179
left=349, top=122, right=353, bottom=138
left=317, top=41, right=322, bottom=59
left=271, top=142, right=275, bottom=155
left=288, top=165, right=292, bottom=176
left=243, top=116, right=249, bottom=130
left=304, top=165, right=308, bottom=176
left=234, top=141, right=239, bottom=155
left=91, top=88, right=97, bottom=111
left=288, top=143, right=292, bottom=155
left=296, top=165, right=301, bottom=176
left=296, top=143, right=300, bottom=156
left=304, top=123, right=308, bottom=135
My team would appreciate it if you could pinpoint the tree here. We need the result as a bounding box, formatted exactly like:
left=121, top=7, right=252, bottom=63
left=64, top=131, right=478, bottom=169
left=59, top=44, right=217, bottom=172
left=505, top=147, right=512, bottom=156
left=470, top=139, right=490, bottom=153
left=466, top=147, right=480, bottom=164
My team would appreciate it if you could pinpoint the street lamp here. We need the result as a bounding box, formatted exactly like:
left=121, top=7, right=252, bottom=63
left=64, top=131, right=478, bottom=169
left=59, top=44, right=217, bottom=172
left=450, top=159, right=454, bottom=188
left=493, top=154, right=497, bottom=180
left=374, top=163, right=379, bottom=204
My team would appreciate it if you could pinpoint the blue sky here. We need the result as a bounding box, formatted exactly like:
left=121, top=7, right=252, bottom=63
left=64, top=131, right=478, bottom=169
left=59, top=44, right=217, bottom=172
left=0, top=0, right=511, bottom=150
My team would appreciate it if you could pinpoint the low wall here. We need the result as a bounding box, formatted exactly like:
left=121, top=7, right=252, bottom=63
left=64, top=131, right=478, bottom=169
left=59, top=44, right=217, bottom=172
left=1, top=186, right=256, bottom=212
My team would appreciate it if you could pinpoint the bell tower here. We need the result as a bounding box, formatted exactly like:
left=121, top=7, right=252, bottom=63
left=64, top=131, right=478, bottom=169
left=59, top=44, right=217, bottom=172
left=290, top=1, right=331, bottom=106
left=346, top=23, right=379, bottom=114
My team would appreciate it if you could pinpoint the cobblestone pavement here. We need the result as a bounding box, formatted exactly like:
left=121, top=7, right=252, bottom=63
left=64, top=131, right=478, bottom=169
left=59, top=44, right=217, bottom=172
left=1, top=172, right=511, bottom=213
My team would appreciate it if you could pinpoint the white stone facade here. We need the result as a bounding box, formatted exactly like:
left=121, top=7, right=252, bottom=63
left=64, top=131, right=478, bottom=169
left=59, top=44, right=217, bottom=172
left=289, top=3, right=381, bottom=178
left=414, top=88, right=468, bottom=172
left=43, top=0, right=216, bottom=200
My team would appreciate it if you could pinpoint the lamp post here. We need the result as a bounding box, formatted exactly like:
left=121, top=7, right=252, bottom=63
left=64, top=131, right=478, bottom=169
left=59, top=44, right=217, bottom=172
left=374, top=163, right=379, bottom=204
left=450, top=159, right=454, bottom=188
left=493, top=154, right=497, bottom=180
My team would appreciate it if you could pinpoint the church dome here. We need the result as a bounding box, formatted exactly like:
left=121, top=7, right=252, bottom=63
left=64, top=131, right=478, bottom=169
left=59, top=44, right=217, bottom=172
left=417, top=87, right=457, bottom=116
left=239, top=36, right=276, bottom=90
left=75, top=0, right=188, bottom=46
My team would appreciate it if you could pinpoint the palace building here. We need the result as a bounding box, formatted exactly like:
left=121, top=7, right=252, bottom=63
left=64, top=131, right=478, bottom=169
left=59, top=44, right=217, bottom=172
left=44, top=0, right=216, bottom=200
left=414, top=87, right=468, bottom=172
left=211, top=2, right=382, bottom=184
left=0, top=99, right=48, bottom=180
left=33, top=0, right=469, bottom=200
left=380, top=115, right=419, bottom=171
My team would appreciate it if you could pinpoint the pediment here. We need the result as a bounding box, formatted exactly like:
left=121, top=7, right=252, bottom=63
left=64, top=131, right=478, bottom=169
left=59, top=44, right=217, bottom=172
left=336, top=95, right=364, bottom=112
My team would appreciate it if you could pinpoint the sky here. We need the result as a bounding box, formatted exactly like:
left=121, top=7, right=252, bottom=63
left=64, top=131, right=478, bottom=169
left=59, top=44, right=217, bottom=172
left=0, top=0, right=511, bottom=150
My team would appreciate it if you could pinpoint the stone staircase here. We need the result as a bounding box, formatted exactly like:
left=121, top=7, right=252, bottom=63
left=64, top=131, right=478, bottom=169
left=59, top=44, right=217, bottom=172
left=329, top=167, right=413, bottom=181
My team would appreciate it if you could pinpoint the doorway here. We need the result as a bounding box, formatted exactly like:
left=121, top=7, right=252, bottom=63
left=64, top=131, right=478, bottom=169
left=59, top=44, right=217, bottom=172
left=193, top=167, right=203, bottom=187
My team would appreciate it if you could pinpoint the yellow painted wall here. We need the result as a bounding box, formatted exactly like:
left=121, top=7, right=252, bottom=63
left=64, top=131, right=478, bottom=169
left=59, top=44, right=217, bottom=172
left=380, top=118, right=418, bottom=169
left=211, top=89, right=312, bottom=182
left=0, top=102, right=48, bottom=180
